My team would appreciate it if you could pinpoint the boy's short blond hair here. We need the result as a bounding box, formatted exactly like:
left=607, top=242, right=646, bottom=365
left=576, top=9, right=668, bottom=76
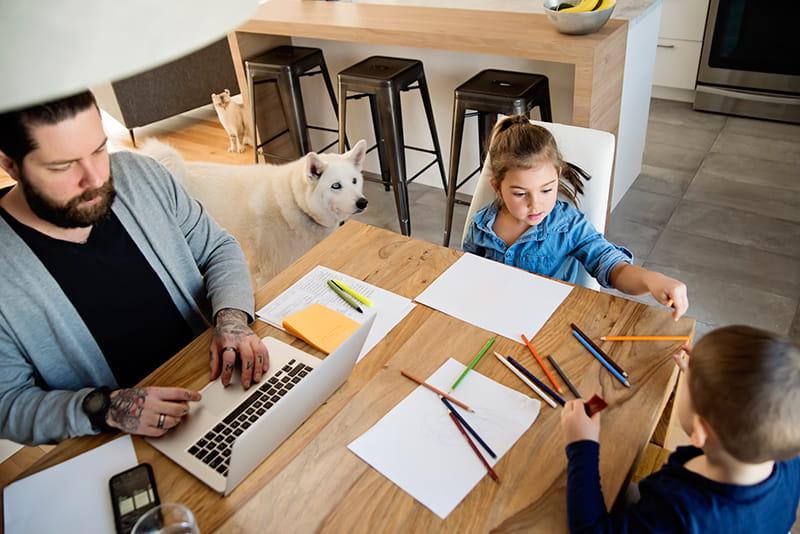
left=690, top=325, right=800, bottom=463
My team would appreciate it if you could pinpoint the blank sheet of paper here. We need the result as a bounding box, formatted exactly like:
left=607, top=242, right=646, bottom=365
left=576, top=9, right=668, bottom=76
left=3, top=435, right=138, bottom=534
left=348, top=358, right=540, bottom=519
left=414, top=254, right=573, bottom=343
left=256, top=265, right=415, bottom=361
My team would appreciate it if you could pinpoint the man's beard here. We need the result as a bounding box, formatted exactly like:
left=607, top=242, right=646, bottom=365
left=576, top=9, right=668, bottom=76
left=20, top=173, right=116, bottom=228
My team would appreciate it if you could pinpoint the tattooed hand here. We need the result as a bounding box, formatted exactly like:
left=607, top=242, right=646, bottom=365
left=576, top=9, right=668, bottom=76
left=211, top=308, right=270, bottom=389
left=105, top=387, right=201, bottom=437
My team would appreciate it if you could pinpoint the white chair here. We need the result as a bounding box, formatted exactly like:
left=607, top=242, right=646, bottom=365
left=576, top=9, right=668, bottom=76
left=460, top=119, right=616, bottom=290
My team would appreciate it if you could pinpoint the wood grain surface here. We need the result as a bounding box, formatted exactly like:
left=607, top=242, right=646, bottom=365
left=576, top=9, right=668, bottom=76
left=13, top=221, right=693, bottom=533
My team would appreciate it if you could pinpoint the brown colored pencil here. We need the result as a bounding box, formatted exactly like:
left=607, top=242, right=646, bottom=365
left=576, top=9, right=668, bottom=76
left=448, top=412, right=499, bottom=483
left=520, top=334, right=564, bottom=394
left=400, top=370, right=474, bottom=412
left=569, top=323, right=629, bottom=378
left=601, top=336, right=691, bottom=342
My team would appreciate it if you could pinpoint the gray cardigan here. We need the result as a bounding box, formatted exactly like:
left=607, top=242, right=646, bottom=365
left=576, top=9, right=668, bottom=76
left=0, top=152, right=253, bottom=445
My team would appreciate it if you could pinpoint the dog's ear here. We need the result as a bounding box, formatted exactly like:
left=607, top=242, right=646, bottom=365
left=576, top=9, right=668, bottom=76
left=305, top=153, right=326, bottom=182
left=344, top=139, right=367, bottom=171
left=224, top=89, right=231, bottom=96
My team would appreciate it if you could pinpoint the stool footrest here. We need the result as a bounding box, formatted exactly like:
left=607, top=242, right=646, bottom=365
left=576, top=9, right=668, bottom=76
left=318, top=139, right=340, bottom=153
left=407, top=158, right=438, bottom=183
left=404, top=145, right=437, bottom=155
left=256, top=128, right=290, bottom=150
left=345, top=93, right=371, bottom=101
left=299, top=69, right=323, bottom=78
left=306, top=125, right=339, bottom=134
left=456, top=167, right=481, bottom=190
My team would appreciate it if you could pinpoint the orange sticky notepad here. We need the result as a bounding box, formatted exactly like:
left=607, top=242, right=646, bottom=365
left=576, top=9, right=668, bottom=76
left=282, top=303, right=360, bottom=354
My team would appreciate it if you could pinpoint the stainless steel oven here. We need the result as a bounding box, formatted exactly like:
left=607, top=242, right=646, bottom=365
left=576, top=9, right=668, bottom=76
left=694, top=0, right=800, bottom=124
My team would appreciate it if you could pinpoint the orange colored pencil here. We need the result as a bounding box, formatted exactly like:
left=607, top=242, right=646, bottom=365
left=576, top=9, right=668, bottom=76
left=520, top=334, right=564, bottom=394
left=448, top=412, right=499, bottom=483
left=400, top=370, right=474, bottom=412
left=601, top=335, right=691, bottom=342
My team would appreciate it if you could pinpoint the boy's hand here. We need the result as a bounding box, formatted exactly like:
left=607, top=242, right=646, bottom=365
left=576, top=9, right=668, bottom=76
left=561, top=399, right=601, bottom=444
left=644, top=272, right=688, bottom=321
left=672, top=343, right=692, bottom=373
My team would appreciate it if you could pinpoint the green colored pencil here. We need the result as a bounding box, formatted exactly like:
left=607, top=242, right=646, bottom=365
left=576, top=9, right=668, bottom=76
left=449, top=336, right=497, bottom=391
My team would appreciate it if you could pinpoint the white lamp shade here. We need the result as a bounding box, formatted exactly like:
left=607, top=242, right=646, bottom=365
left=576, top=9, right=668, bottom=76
left=0, top=0, right=260, bottom=112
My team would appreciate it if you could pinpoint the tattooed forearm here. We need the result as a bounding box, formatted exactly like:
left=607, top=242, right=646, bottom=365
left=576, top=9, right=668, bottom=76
left=108, top=388, right=146, bottom=433
left=214, top=308, right=255, bottom=340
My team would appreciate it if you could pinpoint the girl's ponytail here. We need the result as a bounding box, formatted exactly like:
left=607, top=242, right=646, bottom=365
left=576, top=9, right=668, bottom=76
left=559, top=162, right=590, bottom=208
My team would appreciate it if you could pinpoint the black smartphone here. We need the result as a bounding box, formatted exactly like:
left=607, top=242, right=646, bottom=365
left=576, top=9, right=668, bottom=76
left=109, top=463, right=160, bottom=534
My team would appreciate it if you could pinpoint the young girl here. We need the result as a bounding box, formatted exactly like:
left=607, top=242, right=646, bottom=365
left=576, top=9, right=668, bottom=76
left=462, top=115, right=688, bottom=320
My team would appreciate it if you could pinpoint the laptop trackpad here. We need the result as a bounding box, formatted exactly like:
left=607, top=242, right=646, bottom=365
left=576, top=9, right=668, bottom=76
left=193, top=337, right=321, bottom=420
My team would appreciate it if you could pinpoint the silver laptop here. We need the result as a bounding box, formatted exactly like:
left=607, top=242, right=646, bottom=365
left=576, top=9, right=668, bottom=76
left=147, top=314, right=375, bottom=495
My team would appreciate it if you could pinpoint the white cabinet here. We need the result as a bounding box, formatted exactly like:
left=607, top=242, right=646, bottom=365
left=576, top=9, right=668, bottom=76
left=653, top=0, right=709, bottom=97
left=659, top=0, right=709, bottom=41
left=654, top=38, right=703, bottom=90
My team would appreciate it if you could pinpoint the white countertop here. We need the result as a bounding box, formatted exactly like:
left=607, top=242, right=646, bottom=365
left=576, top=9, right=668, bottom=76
left=341, top=0, right=659, bottom=21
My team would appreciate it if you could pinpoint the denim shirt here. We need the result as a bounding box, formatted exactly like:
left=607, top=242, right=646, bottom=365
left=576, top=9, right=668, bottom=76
left=462, top=200, right=633, bottom=288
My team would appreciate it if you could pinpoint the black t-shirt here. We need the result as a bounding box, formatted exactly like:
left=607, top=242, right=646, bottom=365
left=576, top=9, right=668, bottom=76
left=0, top=205, right=194, bottom=388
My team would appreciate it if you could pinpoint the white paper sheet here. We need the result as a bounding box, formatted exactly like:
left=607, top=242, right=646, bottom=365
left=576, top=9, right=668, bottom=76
left=256, top=265, right=415, bottom=361
left=414, top=254, right=573, bottom=344
left=348, top=358, right=540, bottom=519
left=3, top=435, right=138, bottom=534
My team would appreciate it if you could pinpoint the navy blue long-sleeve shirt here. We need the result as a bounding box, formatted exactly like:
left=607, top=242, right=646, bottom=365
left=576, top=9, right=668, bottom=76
left=566, top=440, right=800, bottom=533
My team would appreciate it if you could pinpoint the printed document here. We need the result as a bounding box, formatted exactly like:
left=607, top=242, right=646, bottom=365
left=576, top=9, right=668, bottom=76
left=257, top=265, right=415, bottom=361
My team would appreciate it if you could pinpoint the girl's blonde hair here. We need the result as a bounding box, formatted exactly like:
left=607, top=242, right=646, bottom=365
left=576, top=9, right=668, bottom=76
left=487, top=115, right=590, bottom=207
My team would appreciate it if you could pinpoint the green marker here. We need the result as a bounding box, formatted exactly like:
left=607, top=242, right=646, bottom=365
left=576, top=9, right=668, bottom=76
left=449, top=336, right=497, bottom=391
left=327, top=279, right=363, bottom=313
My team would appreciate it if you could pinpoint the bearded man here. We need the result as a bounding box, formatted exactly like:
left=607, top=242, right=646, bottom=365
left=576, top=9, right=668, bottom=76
left=0, top=91, right=269, bottom=445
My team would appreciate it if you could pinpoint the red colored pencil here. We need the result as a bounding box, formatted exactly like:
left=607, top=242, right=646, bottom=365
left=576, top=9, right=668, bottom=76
left=448, top=412, right=499, bottom=483
left=520, top=334, right=564, bottom=395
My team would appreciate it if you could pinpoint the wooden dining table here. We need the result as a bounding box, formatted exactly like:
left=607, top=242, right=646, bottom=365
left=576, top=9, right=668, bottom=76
left=11, top=220, right=694, bottom=533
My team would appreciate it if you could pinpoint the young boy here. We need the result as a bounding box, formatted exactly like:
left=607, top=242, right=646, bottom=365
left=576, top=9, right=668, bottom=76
left=561, top=325, right=800, bottom=533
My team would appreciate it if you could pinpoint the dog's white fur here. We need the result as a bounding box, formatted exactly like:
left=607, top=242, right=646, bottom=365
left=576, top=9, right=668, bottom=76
left=138, top=139, right=368, bottom=288
left=211, top=89, right=253, bottom=153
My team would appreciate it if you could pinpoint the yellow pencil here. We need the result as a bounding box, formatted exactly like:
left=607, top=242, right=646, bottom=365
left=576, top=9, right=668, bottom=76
left=600, top=336, right=691, bottom=342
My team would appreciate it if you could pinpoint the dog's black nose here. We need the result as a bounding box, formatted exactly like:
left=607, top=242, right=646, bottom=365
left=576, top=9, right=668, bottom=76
left=356, top=197, right=368, bottom=210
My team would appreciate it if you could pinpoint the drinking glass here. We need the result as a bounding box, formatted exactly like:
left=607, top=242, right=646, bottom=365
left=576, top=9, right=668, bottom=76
left=131, top=502, right=199, bottom=534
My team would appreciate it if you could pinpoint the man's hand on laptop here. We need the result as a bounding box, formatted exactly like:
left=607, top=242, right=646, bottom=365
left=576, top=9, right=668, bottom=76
left=106, top=387, right=202, bottom=437
left=211, top=308, right=270, bottom=389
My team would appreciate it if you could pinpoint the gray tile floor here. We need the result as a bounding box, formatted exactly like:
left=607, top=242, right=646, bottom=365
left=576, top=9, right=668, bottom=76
left=353, top=99, right=800, bottom=342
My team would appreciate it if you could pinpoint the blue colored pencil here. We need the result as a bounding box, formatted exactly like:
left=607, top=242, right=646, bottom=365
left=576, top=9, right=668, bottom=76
left=506, top=356, right=566, bottom=406
left=440, top=397, right=497, bottom=459
left=571, top=331, right=631, bottom=388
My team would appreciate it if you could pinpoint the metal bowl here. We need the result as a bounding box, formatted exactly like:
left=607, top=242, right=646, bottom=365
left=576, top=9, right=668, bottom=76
left=543, top=0, right=615, bottom=35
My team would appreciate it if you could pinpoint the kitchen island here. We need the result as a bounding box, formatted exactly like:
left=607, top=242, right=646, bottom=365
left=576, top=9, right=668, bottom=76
left=228, top=0, right=661, bottom=213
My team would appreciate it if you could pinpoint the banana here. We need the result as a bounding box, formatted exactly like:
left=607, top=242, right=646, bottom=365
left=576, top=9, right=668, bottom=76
left=593, top=0, right=616, bottom=11
left=559, top=0, right=602, bottom=13
left=558, top=0, right=615, bottom=12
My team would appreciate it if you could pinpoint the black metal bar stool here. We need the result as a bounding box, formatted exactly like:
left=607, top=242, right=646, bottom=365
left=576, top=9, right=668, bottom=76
left=246, top=46, right=346, bottom=163
left=337, top=56, right=447, bottom=236
left=442, top=69, right=552, bottom=246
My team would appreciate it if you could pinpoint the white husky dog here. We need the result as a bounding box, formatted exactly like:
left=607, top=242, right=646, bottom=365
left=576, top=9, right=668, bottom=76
left=139, top=139, right=368, bottom=288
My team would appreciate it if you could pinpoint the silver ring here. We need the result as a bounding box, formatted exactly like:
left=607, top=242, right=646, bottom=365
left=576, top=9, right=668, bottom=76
left=157, top=413, right=166, bottom=429
left=222, top=346, right=237, bottom=354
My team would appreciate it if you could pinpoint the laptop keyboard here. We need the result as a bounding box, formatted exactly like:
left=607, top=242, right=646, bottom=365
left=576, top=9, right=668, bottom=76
left=187, top=359, right=313, bottom=477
